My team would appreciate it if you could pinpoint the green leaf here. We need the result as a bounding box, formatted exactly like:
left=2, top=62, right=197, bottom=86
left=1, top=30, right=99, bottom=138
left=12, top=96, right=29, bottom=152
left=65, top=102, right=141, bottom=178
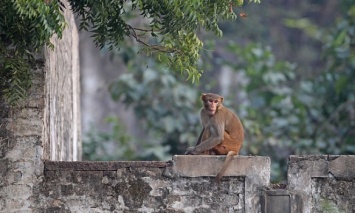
left=335, top=75, right=348, bottom=95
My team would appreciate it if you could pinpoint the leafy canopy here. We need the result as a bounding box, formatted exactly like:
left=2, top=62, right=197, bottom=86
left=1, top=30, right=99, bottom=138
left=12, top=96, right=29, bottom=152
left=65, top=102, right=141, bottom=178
left=0, top=0, right=65, bottom=104
left=1, top=0, right=260, bottom=104
left=70, top=0, right=260, bottom=81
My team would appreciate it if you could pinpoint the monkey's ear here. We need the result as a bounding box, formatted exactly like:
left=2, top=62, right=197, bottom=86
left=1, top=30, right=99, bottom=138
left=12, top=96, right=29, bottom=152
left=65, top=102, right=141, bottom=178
left=220, top=96, right=224, bottom=103
left=201, top=93, right=207, bottom=101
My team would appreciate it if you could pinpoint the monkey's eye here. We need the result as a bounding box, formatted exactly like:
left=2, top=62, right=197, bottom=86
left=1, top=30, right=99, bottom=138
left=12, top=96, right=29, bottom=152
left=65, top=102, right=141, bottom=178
left=207, top=99, right=218, bottom=104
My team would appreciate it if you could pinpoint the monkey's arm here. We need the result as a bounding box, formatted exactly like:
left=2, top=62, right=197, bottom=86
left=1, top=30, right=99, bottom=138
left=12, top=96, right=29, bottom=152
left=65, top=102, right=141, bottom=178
left=195, top=128, right=205, bottom=146
left=185, top=129, right=205, bottom=155
left=190, top=124, right=224, bottom=154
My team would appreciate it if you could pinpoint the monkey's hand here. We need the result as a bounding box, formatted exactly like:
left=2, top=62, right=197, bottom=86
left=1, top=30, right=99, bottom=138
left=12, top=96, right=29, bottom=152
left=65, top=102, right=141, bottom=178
left=185, top=147, right=197, bottom=155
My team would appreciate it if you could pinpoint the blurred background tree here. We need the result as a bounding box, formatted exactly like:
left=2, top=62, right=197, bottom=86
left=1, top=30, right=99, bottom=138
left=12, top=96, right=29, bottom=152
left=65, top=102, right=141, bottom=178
left=81, top=0, right=355, bottom=182
left=76, top=0, right=261, bottom=161
left=3, top=0, right=353, bottom=183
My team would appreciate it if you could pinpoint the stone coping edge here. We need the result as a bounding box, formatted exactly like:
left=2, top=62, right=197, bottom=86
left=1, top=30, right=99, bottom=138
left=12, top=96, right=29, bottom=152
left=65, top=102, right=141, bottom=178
left=44, top=155, right=271, bottom=175
left=44, top=160, right=173, bottom=171
left=173, top=155, right=271, bottom=177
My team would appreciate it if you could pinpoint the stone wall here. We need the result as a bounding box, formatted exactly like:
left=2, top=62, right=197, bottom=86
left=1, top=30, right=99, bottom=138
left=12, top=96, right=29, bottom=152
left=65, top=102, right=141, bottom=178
left=261, top=155, right=355, bottom=213
left=0, top=1, right=80, bottom=212
left=32, top=155, right=355, bottom=213
left=39, top=156, right=270, bottom=213
left=0, top=63, right=46, bottom=212
left=287, top=155, right=355, bottom=213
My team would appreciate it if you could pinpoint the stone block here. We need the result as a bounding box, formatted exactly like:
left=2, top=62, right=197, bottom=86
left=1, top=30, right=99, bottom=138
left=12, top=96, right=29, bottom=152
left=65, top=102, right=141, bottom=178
left=261, top=189, right=290, bottom=213
left=173, top=155, right=271, bottom=213
left=172, top=155, right=270, bottom=178
left=329, top=155, right=355, bottom=180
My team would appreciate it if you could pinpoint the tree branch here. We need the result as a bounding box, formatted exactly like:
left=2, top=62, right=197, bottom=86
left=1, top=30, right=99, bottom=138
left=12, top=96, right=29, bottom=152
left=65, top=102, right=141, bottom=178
left=126, top=25, right=178, bottom=54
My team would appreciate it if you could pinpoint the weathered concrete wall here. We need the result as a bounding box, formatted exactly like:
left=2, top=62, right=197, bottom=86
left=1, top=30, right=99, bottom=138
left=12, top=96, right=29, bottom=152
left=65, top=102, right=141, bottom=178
left=43, top=1, right=81, bottom=161
left=287, top=155, right=355, bottom=213
left=39, top=156, right=271, bottom=213
left=0, top=63, right=46, bottom=212
left=0, top=1, right=80, bottom=212
left=262, top=155, right=355, bottom=213
left=35, top=155, right=355, bottom=213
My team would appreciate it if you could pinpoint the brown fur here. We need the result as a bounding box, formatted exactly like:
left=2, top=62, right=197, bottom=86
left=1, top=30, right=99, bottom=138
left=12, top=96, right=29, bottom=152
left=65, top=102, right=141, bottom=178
left=186, top=93, right=244, bottom=183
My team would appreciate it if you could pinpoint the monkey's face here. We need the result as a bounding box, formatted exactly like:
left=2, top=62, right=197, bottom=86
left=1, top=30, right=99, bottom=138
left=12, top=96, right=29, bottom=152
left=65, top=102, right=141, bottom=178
left=204, top=98, right=220, bottom=115
left=201, top=93, right=224, bottom=116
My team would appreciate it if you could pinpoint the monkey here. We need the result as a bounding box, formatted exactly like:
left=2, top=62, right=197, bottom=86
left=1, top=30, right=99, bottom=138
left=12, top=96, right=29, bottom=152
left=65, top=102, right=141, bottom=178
left=185, top=93, right=244, bottom=183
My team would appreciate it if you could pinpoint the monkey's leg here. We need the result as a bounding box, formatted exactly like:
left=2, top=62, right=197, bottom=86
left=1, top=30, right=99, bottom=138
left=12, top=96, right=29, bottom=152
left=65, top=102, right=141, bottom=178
left=215, top=151, right=236, bottom=183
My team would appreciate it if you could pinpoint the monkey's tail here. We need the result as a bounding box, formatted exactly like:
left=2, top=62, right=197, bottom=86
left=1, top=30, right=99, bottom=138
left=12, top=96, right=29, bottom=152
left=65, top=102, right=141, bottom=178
left=215, top=151, right=236, bottom=184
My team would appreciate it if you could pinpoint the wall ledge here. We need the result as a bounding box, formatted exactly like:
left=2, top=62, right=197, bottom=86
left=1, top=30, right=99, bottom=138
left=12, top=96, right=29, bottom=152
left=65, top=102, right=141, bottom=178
left=44, top=156, right=271, bottom=177
left=173, top=155, right=270, bottom=178
left=288, top=155, right=355, bottom=180
left=44, top=160, right=173, bottom=171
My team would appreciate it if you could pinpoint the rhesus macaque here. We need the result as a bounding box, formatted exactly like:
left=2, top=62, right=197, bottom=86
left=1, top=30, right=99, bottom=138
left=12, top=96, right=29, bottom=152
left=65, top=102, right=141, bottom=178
left=185, top=93, right=244, bottom=183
